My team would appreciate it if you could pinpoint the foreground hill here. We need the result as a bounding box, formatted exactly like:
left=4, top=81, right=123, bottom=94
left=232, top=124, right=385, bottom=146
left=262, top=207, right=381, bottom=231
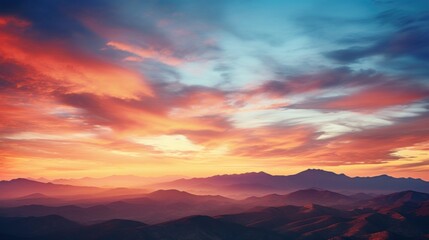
left=137, top=215, right=284, bottom=240
left=363, top=190, right=429, bottom=209
left=0, top=215, right=81, bottom=238
left=156, top=169, right=429, bottom=196
left=219, top=192, right=429, bottom=239
left=0, top=190, right=428, bottom=239
left=1, top=192, right=428, bottom=240
left=0, top=215, right=284, bottom=240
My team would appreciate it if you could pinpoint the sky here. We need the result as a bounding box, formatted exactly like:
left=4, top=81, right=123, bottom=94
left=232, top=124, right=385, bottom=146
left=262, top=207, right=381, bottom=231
left=0, top=0, right=428, bottom=180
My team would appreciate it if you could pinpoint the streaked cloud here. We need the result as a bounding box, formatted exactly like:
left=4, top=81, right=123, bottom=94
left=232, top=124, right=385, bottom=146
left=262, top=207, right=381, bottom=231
left=0, top=0, right=428, bottom=180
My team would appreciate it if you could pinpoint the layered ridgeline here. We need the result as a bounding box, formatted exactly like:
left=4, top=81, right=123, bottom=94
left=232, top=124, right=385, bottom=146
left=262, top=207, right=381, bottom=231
left=0, top=178, right=147, bottom=200
left=1, top=169, right=428, bottom=239
left=0, top=186, right=428, bottom=225
left=1, top=169, right=428, bottom=199
left=154, top=169, right=429, bottom=196
left=0, top=190, right=428, bottom=240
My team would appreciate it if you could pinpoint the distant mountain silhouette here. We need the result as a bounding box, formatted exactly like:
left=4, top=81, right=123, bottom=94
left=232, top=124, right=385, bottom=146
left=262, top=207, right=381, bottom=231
left=286, top=189, right=354, bottom=205
left=242, top=189, right=355, bottom=207
left=157, top=169, right=429, bottom=196
left=16, top=193, right=49, bottom=199
left=0, top=193, right=63, bottom=208
left=142, top=189, right=234, bottom=204
left=0, top=179, right=148, bottom=202
left=0, top=179, right=105, bottom=199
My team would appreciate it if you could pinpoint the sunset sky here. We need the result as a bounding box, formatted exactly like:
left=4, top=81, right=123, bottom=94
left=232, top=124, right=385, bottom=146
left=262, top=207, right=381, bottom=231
left=1, top=0, right=428, bottom=180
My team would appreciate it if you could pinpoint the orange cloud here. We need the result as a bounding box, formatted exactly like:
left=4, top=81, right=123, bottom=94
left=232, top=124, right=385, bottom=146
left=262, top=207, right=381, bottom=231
left=0, top=17, right=152, bottom=99
left=58, top=92, right=230, bottom=137
left=287, top=116, right=429, bottom=166
left=0, top=14, right=428, bottom=181
left=0, top=91, right=90, bottom=135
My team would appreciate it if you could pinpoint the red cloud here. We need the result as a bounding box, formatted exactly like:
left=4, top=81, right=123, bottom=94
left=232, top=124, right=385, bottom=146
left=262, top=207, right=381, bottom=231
left=0, top=13, right=428, bottom=180
left=0, top=16, right=153, bottom=99
left=0, top=15, right=30, bottom=28
left=286, top=116, right=429, bottom=166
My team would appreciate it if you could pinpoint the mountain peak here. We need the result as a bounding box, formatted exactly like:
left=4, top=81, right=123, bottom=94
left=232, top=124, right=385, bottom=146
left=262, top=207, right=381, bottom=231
left=8, top=178, right=39, bottom=184
left=95, top=219, right=147, bottom=228
left=241, top=171, right=271, bottom=176
left=387, top=190, right=429, bottom=201
left=17, top=193, right=49, bottom=199
left=296, top=169, right=341, bottom=176
left=212, top=171, right=272, bottom=178
left=148, top=189, right=194, bottom=198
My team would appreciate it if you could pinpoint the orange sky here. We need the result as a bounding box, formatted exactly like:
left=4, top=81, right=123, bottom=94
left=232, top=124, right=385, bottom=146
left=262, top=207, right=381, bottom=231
left=0, top=1, right=428, bottom=181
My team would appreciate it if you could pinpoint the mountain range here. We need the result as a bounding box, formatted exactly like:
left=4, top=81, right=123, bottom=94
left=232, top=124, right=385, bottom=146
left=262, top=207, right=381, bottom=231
left=0, top=190, right=428, bottom=239
left=3, top=169, right=428, bottom=199
left=0, top=186, right=427, bottom=225
left=218, top=191, right=429, bottom=240
left=155, top=169, right=429, bottom=196
left=1, top=169, right=429, bottom=239
left=0, top=178, right=147, bottom=201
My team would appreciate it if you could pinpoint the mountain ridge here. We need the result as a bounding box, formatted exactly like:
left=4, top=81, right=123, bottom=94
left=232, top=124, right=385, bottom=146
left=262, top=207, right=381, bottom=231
left=156, top=169, right=429, bottom=196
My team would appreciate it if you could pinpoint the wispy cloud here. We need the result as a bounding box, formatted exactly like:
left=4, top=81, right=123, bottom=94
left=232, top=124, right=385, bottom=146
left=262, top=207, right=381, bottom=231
left=0, top=0, right=428, bottom=180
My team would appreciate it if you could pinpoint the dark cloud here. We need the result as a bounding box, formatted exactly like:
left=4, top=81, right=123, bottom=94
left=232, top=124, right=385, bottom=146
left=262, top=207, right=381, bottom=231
left=0, top=0, right=228, bottom=68
left=326, top=10, right=429, bottom=64
left=0, top=0, right=101, bottom=43
left=326, top=27, right=429, bottom=63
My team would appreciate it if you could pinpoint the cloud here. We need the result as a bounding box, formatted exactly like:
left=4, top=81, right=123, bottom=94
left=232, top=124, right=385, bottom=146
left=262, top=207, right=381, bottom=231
left=131, top=135, right=205, bottom=155
left=0, top=15, right=30, bottom=27
left=107, top=41, right=183, bottom=66
left=253, top=68, right=380, bottom=97
left=58, top=91, right=231, bottom=136
left=292, top=81, right=429, bottom=112
left=0, top=17, right=153, bottom=99
left=250, top=67, right=429, bottom=114
left=326, top=9, right=429, bottom=65
left=212, top=114, right=429, bottom=168
left=0, top=0, right=428, bottom=179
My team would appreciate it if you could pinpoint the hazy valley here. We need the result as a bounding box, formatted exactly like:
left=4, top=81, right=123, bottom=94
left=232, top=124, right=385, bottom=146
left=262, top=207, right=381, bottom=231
left=1, top=170, right=428, bottom=240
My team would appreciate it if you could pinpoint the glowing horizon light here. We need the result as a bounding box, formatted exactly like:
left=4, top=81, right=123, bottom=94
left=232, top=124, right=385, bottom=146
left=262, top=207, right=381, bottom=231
left=131, top=135, right=205, bottom=154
